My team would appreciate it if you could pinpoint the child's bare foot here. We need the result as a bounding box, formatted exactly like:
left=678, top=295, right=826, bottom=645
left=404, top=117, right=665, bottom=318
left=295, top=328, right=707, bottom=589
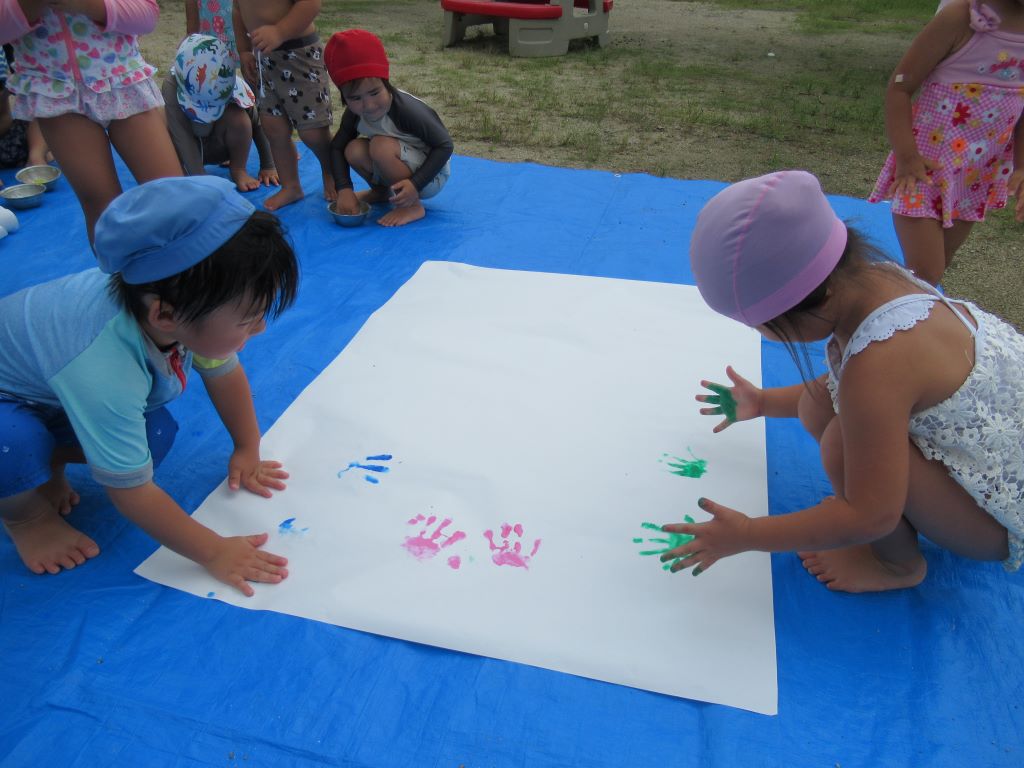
left=40, top=471, right=80, bottom=516
left=798, top=546, right=926, bottom=593
left=356, top=186, right=391, bottom=205
left=263, top=186, right=305, bottom=211
left=379, top=203, right=425, bottom=227
left=3, top=491, right=98, bottom=575
left=230, top=167, right=261, bottom=192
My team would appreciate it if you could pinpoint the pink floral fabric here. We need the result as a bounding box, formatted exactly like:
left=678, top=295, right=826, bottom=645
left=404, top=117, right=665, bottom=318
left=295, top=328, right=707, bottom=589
left=869, top=2, right=1024, bottom=227
left=196, top=0, right=239, bottom=66
left=1, top=0, right=158, bottom=101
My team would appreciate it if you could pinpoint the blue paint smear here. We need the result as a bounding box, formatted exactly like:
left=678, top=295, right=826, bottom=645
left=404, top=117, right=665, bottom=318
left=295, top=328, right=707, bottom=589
left=337, top=461, right=391, bottom=477
left=206, top=592, right=215, bottom=598
left=365, top=454, right=392, bottom=461
left=364, top=475, right=380, bottom=484
left=279, top=518, right=296, bottom=531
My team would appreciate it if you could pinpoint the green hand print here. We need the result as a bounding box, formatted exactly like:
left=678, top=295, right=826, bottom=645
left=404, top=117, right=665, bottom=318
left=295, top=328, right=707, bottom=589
left=659, top=451, right=707, bottom=478
left=633, top=516, right=695, bottom=571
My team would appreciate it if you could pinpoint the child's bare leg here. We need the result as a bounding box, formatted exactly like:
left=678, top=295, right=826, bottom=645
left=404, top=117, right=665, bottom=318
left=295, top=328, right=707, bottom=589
left=37, top=114, right=123, bottom=242
left=1, top=467, right=98, bottom=575
left=368, top=136, right=425, bottom=227
left=109, top=107, right=183, bottom=184
left=25, top=120, right=49, bottom=167
left=798, top=412, right=1006, bottom=592
left=941, top=219, right=973, bottom=272
left=797, top=416, right=927, bottom=592
left=261, top=114, right=304, bottom=211
left=296, top=125, right=335, bottom=202
left=219, top=105, right=260, bottom=192
left=892, top=214, right=964, bottom=286
left=344, top=139, right=389, bottom=204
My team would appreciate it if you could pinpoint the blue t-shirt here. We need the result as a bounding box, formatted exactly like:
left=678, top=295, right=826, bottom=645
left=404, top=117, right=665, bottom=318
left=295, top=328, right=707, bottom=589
left=0, top=269, right=237, bottom=487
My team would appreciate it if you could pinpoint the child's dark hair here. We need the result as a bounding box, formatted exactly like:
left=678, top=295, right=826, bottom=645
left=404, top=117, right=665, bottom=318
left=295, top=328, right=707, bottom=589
left=108, top=211, right=299, bottom=326
left=762, top=226, right=897, bottom=384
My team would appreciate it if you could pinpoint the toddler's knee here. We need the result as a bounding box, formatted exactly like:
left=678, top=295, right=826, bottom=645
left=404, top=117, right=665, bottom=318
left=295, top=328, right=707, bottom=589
left=344, top=138, right=369, bottom=164
left=367, top=135, right=399, bottom=161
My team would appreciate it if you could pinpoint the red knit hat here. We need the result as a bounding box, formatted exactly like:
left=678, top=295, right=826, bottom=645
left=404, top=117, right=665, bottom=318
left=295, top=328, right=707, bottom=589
left=324, top=30, right=390, bottom=88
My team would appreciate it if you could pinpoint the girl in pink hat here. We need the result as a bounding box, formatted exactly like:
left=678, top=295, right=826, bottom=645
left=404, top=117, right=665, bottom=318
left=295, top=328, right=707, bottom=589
left=868, top=0, right=1024, bottom=285
left=664, top=170, right=1024, bottom=593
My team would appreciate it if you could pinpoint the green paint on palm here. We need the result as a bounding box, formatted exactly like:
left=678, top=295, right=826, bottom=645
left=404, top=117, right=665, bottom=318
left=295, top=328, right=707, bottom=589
left=707, top=383, right=737, bottom=422
left=635, top=517, right=696, bottom=571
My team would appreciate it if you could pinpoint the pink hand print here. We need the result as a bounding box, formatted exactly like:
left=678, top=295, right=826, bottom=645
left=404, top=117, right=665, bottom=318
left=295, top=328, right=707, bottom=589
left=402, top=514, right=466, bottom=569
left=484, top=523, right=542, bottom=569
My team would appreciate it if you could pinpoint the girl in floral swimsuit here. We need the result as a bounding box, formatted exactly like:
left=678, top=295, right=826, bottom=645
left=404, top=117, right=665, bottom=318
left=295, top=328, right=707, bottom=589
left=0, top=0, right=181, bottom=241
left=869, top=0, right=1024, bottom=285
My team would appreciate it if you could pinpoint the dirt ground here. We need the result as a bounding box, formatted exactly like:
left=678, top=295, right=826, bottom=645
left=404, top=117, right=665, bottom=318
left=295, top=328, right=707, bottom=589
left=145, top=0, right=1023, bottom=327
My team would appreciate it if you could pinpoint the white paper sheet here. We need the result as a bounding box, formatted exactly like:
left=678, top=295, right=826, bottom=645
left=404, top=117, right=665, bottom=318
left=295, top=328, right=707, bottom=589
left=136, top=262, right=777, bottom=714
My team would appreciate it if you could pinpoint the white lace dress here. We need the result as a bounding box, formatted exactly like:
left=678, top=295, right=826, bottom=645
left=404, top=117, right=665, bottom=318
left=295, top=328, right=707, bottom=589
left=824, top=280, right=1024, bottom=571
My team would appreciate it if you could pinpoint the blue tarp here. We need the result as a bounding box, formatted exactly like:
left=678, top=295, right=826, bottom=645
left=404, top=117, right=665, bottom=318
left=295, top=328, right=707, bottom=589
left=0, top=151, right=1021, bottom=767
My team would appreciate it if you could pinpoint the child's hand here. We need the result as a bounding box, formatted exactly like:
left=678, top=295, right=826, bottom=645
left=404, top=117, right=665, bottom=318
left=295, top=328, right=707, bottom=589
left=659, top=498, right=752, bottom=576
left=239, top=52, right=259, bottom=86
left=388, top=179, right=418, bottom=208
left=204, top=532, right=288, bottom=597
left=889, top=152, right=939, bottom=199
left=249, top=25, right=284, bottom=54
left=1007, top=168, right=1024, bottom=222
left=335, top=188, right=361, bottom=215
left=258, top=168, right=280, bottom=187
left=696, top=365, right=761, bottom=433
left=228, top=447, right=289, bottom=497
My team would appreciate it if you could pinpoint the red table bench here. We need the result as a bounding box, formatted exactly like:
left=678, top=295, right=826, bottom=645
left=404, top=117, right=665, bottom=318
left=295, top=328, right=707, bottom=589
left=441, top=0, right=612, bottom=57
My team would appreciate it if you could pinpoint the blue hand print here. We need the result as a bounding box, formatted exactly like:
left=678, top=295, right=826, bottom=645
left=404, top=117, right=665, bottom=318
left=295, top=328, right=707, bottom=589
left=338, top=454, right=393, bottom=484
left=278, top=517, right=310, bottom=535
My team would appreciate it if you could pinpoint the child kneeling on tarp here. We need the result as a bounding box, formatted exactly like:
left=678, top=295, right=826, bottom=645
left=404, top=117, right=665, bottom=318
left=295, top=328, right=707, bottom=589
left=0, top=176, right=298, bottom=596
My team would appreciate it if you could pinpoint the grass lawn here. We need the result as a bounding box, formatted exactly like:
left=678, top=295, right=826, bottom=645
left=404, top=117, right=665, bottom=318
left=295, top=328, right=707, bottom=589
left=146, top=0, right=1023, bottom=327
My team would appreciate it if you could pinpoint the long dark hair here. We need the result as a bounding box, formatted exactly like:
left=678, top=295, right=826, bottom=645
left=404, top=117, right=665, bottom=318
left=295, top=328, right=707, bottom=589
left=762, top=226, right=896, bottom=384
left=108, top=211, right=299, bottom=326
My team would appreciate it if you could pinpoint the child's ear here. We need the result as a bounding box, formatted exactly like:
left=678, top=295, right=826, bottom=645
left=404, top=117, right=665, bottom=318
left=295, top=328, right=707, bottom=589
left=145, top=295, right=180, bottom=333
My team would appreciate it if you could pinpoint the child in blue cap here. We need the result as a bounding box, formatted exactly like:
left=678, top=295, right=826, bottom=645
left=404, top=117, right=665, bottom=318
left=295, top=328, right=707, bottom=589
left=0, top=176, right=299, bottom=596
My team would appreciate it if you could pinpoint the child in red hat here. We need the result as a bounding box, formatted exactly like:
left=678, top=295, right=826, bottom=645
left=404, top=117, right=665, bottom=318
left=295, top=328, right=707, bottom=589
left=325, top=30, right=454, bottom=227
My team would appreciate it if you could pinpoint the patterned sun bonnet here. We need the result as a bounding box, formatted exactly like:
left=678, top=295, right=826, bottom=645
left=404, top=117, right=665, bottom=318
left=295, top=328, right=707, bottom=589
left=173, top=33, right=255, bottom=134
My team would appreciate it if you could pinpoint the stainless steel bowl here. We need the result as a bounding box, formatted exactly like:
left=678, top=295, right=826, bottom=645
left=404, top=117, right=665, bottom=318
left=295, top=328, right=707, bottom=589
left=0, top=183, right=46, bottom=209
left=15, top=165, right=61, bottom=192
left=328, top=200, right=371, bottom=227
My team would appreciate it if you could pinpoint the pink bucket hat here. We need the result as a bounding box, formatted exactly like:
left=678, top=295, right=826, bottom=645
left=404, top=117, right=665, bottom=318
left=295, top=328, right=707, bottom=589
left=689, top=171, right=847, bottom=326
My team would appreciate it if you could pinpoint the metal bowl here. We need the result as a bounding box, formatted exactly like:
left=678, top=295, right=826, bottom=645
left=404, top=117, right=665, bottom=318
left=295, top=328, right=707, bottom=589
left=15, top=165, right=61, bottom=191
left=0, top=183, right=46, bottom=209
left=328, top=200, right=370, bottom=227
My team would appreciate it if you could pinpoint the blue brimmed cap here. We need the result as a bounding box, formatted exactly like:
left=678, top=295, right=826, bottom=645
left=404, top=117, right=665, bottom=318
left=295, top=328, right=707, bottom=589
left=94, top=176, right=255, bottom=284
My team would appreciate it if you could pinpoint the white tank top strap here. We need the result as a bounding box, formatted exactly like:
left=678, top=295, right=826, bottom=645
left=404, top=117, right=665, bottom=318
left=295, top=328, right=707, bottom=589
left=902, top=266, right=979, bottom=337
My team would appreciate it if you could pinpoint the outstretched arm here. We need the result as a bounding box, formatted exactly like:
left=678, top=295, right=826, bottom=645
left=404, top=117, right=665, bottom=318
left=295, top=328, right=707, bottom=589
left=670, top=350, right=916, bottom=574
left=107, top=481, right=288, bottom=596
left=203, top=364, right=289, bottom=496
